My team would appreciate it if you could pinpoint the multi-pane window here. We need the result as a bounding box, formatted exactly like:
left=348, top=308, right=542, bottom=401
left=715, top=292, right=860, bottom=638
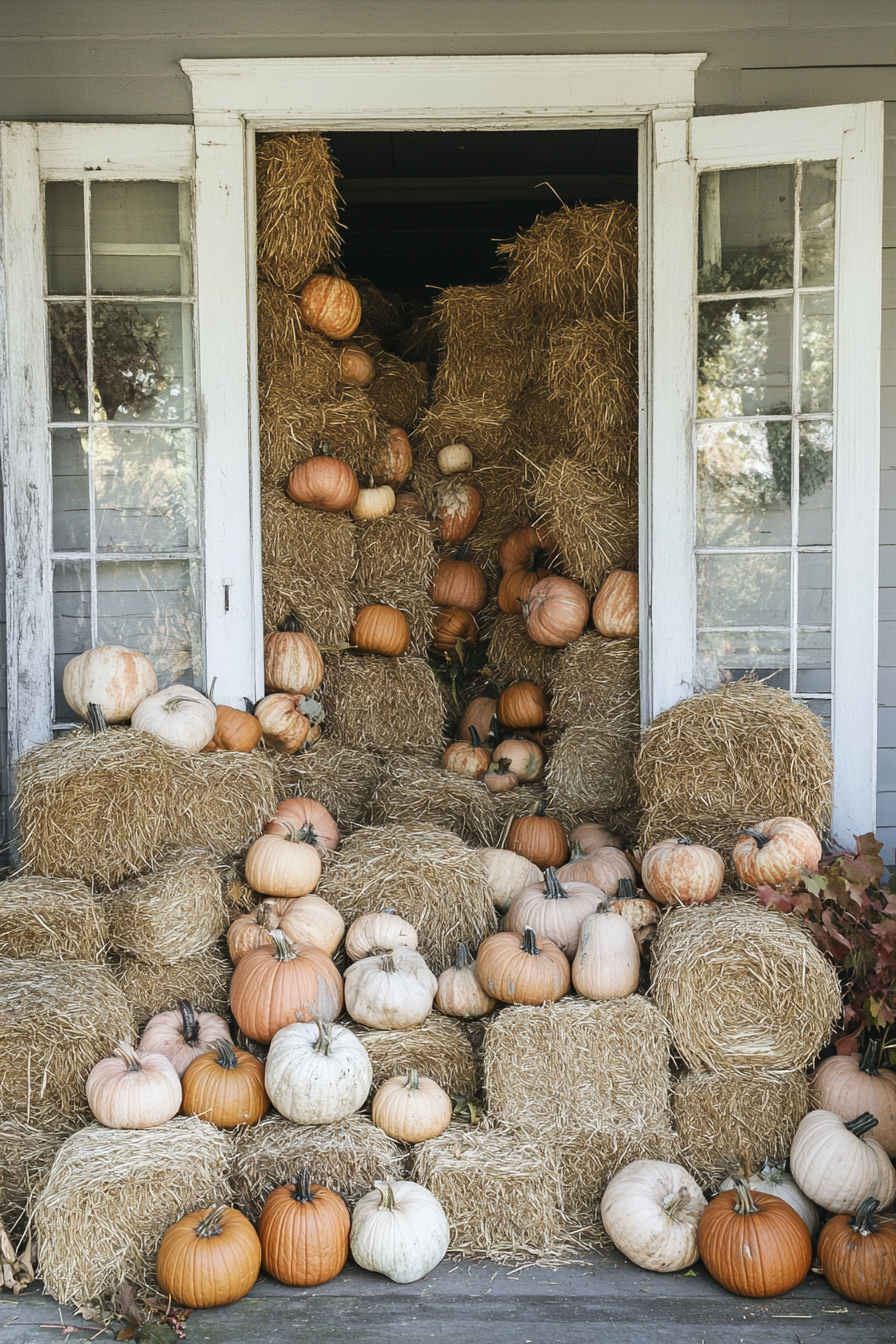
left=44, top=179, right=202, bottom=724
left=695, top=161, right=835, bottom=730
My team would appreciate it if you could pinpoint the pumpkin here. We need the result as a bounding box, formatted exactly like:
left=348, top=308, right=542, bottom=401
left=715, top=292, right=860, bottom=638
left=344, top=910, right=418, bottom=962
left=435, top=942, right=496, bottom=1018
left=506, top=801, right=568, bottom=868
left=258, top=1172, right=351, bottom=1287
left=476, top=926, right=570, bottom=1005
left=264, top=618, right=324, bottom=695
left=131, top=684, right=216, bottom=753
left=432, top=480, right=482, bottom=545
left=157, top=1205, right=261, bottom=1309
left=497, top=680, right=549, bottom=729
left=810, top=1038, right=896, bottom=1157
left=394, top=490, right=426, bottom=517
left=350, top=1181, right=449, bottom=1283
left=640, top=838, right=725, bottom=907
left=63, top=644, right=157, bottom=723
left=557, top=842, right=635, bottom=897
left=476, top=848, right=543, bottom=914
left=601, top=1161, right=707, bottom=1272
left=498, top=560, right=551, bottom=616
left=569, top=823, right=622, bottom=854
left=437, top=443, right=473, bottom=475
left=338, top=341, right=375, bottom=388
left=697, top=1177, right=812, bottom=1298
left=266, top=1018, right=372, bottom=1124
left=484, top=758, right=519, bottom=793
left=608, top=877, right=661, bottom=950
left=817, top=1197, right=896, bottom=1305
left=254, top=692, right=310, bottom=753
left=790, top=1110, right=896, bottom=1214
left=372, top=1069, right=453, bottom=1144
left=230, top=930, right=344, bottom=1043
left=571, top=904, right=640, bottom=999
left=352, top=604, right=410, bottom=656
left=432, top=606, right=478, bottom=653
left=442, top=726, right=491, bottom=780
left=499, top=523, right=555, bottom=572
left=430, top=555, right=487, bottom=613
left=298, top=274, right=361, bottom=339
left=244, top=833, right=321, bottom=898
left=592, top=570, right=639, bottom=637
left=506, top=866, right=604, bottom=959
left=204, top=703, right=263, bottom=752
left=181, top=1038, right=268, bottom=1128
left=457, top=695, right=498, bottom=744
left=352, top=483, right=396, bottom=521
left=86, top=1041, right=181, bottom=1129
left=491, top=737, right=545, bottom=782
left=344, top=948, right=438, bottom=1030
left=227, top=895, right=344, bottom=962
left=265, top=797, right=340, bottom=852
left=371, top=427, right=413, bottom=489
left=720, top=1158, right=820, bottom=1240
left=733, top=816, right=823, bottom=888
left=139, top=1000, right=230, bottom=1077
left=523, top=576, right=590, bottom=648
left=287, top=451, right=360, bottom=512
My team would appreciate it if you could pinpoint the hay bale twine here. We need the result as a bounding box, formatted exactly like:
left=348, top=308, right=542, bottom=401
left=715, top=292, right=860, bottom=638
left=531, top=457, right=637, bottom=593
left=484, top=997, right=672, bottom=1135
left=636, top=680, right=834, bottom=855
left=652, top=896, right=841, bottom=1075
left=318, top=823, right=496, bottom=973
left=672, top=1069, right=811, bottom=1191
left=276, top=741, right=380, bottom=833
left=0, top=1120, right=68, bottom=1237
left=487, top=613, right=557, bottom=685
left=354, top=1013, right=479, bottom=1096
left=366, top=759, right=499, bottom=847
left=105, top=849, right=227, bottom=964
left=0, top=876, right=107, bottom=962
left=14, top=728, right=182, bottom=888
left=323, top=654, right=445, bottom=756
left=33, top=1117, right=232, bottom=1304
left=0, top=959, right=134, bottom=1128
left=351, top=511, right=438, bottom=657
left=548, top=632, right=639, bottom=735
left=114, top=945, right=231, bottom=1030
left=261, top=485, right=356, bottom=645
left=231, top=1113, right=406, bottom=1221
left=256, top=132, right=340, bottom=290
left=176, top=749, right=281, bottom=857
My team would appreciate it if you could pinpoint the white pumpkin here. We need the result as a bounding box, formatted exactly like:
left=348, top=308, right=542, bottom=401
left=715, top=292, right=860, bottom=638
left=138, top=999, right=230, bottom=1077
left=350, top=1180, right=449, bottom=1283
left=86, top=1041, right=182, bottom=1129
left=344, top=911, right=419, bottom=962
left=789, top=1109, right=896, bottom=1214
left=63, top=644, right=157, bottom=723
left=131, top=684, right=216, bottom=753
left=476, top=848, right=543, bottom=915
left=601, top=1161, right=707, bottom=1272
left=720, top=1160, right=820, bottom=1240
left=437, top=443, right=473, bottom=475
left=571, top=906, right=640, bottom=1000
left=265, top=1018, right=372, bottom=1125
left=344, top=948, right=437, bottom=1030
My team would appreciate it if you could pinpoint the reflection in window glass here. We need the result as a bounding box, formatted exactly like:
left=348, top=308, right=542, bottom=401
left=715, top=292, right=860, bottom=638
left=798, top=420, right=833, bottom=545
left=798, top=552, right=832, bottom=625
left=698, top=297, right=793, bottom=418
left=697, top=552, right=790, bottom=628
left=45, top=182, right=86, bottom=295
left=697, top=421, right=791, bottom=546
left=797, top=631, right=832, bottom=694
left=52, top=562, right=90, bottom=718
left=91, top=302, right=194, bottom=423
left=800, top=293, right=834, bottom=413
left=698, top=165, right=794, bottom=294
left=96, top=560, right=202, bottom=688
left=697, top=629, right=790, bottom=691
left=48, top=302, right=88, bottom=420
left=52, top=429, right=89, bottom=551
left=801, top=161, right=836, bottom=286
left=94, top=427, right=199, bottom=554
left=91, top=181, right=191, bottom=296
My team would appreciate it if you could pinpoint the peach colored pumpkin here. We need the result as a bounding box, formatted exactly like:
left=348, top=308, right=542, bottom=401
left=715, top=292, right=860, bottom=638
left=230, top=930, right=344, bottom=1043
left=569, top=823, right=623, bottom=854
left=491, top=737, right=545, bottom=782
left=733, top=817, right=823, bottom=888
left=557, top=843, right=635, bottom=897
left=139, top=1000, right=230, bottom=1077
left=506, top=865, right=604, bottom=958
left=265, top=797, right=339, bottom=852
left=254, top=693, right=311, bottom=753
left=523, top=576, right=590, bottom=648
left=86, top=1041, right=181, bottom=1129
left=457, top=695, right=498, bottom=745
left=641, top=838, right=725, bottom=907
left=227, top=895, right=344, bottom=963
left=592, top=570, right=639, bottom=637
left=63, top=644, right=157, bottom=723
left=442, top=727, right=491, bottom=779
left=810, top=1039, right=896, bottom=1157
left=244, top=833, right=322, bottom=898
left=299, top=274, right=361, bottom=339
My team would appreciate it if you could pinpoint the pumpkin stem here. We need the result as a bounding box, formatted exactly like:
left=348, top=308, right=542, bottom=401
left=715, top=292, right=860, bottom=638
left=487, top=758, right=514, bottom=777
left=851, top=1198, right=883, bottom=1235
left=533, top=800, right=548, bottom=818
left=292, top=1171, right=314, bottom=1203
left=859, top=1037, right=883, bottom=1076
left=662, top=1189, right=693, bottom=1221
left=213, top=1039, right=239, bottom=1070
left=378, top=952, right=397, bottom=973
left=269, top=929, right=297, bottom=962
left=195, top=1206, right=229, bottom=1239
left=208, top=676, right=218, bottom=706
left=568, top=841, right=587, bottom=862
left=86, top=702, right=107, bottom=735
left=312, top=1019, right=333, bottom=1056
left=543, top=867, right=569, bottom=901
left=244, top=696, right=257, bottom=714
left=405, top=1069, right=420, bottom=1091
left=675, top=837, right=694, bottom=846
left=256, top=900, right=281, bottom=931
left=616, top=877, right=636, bottom=901
left=845, top=1111, right=880, bottom=1138
left=488, top=715, right=500, bottom=747
left=742, top=827, right=769, bottom=849
left=373, top=1181, right=396, bottom=1211
left=454, top=942, right=474, bottom=969
left=178, top=1000, right=199, bottom=1044
left=281, top=612, right=305, bottom=633
left=467, top=725, right=483, bottom=749
left=113, top=1041, right=145, bottom=1072
left=521, top=926, right=540, bottom=956
left=730, top=1176, right=760, bottom=1216
left=278, top=819, right=318, bottom=848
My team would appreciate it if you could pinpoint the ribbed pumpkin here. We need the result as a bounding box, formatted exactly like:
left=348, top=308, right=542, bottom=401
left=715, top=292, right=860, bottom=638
left=697, top=1178, right=812, bottom=1298
left=86, top=1041, right=182, bottom=1129
left=719, top=1158, right=820, bottom=1240
left=601, top=1161, right=707, bottom=1272
left=557, top=842, right=635, bottom=897
left=457, top=695, right=498, bottom=744
left=437, top=442, right=473, bottom=475
left=571, top=905, right=640, bottom=1000
left=244, top=832, right=321, bottom=898
left=641, top=838, right=725, bottom=906
left=258, top=1172, right=351, bottom=1287
left=203, top=703, right=263, bottom=752
left=442, top=726, right=491, bottom=779
left=592, top=570, right=639, bottom=637
left=817, top=1197, right=896, bottom=1305
left=227, top=896, right=344, bottom=963
left=498, top=560, right=550, bottom=615
left=372, top=1070, right=453, bottom=1143
left=431, top=554, right=487, bottom=613
left=499, top=523, right=555, bottom=572
left=350, top=1181, right=449, bottom=1284
left=287, top=451, right=359, bottom=512
left=230, top=930, right=344, bottom=1044
left=497, top=680, right=548, bottom=729
left=63, top=644, right=157, bottom=723
left=476, top=926, right=570, bottom=1005
left=733, top=817, right=823, bottom=888
left=265, top=797, right=340, bottom=852
left=506, top=801, right=568, bottom=868
left=435, top=942, right=496, bottom=1018
left=810, top=1039, right=896, bottom=1157
left=264, top=617, right=324, bottom=695
left=432, top=606, right=478, bottom=653
left=254, top=692, right=311, bottom=753
left=344, top=910, right=418, bottom=961
left=491, top=737, right=545, bottom=782
left=338, top=342, right=375, bottom=388
left=131, top=685, right=216, bottom=753
left=181, top=1038, right=268, bottom=1128
left=343, top=948, right=437, bottom=1030
left=298, top=274, right=361, bottom=339
left=157, top=1205, right=262, bottom=1309
left=523, top=576, right=590, bottom=648
left=608, top=877, right=661, bottom=950
left=265, top=1019, right=372, bottom=1125
left=432, top=480, right=482, bottom=544
left=790, top=1110, right=896, bottom=1214
left=506, top=866, right=604, bottom=958
left=138, top=1000, right=230, bottom=1077
left=351, top=604, right=410, bottom=656
left=371, top=427, right=413, bottom=489
left=352, top=483, right=396, bottom=521
left=569, top=823, right=622, bottom=854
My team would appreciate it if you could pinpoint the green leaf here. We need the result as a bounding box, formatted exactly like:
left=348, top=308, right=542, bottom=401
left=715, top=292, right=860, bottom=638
left=135, top=1325, right=179, bottom=1344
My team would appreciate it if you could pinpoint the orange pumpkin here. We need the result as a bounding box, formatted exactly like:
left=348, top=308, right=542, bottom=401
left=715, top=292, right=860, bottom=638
left=263, top=618, right=324, bottom=695
left=258, top=1172, right=351, bottom=1287
left=157, top=1205, right=261, bottom=1309
left=351, top=604, right=410, bottom=656
left=497, top=681, right=548, bottom=730
left=524, top=576, right=590, bottom=647
left=506, top=801, right=568, bottom=868
left=476, top=925, right=570, bottom=1005
left=432, top=606, right=478, bottom=653
left=499, top=524, right=556, bottom=573
left=817, top=1197, right=896, bottom=1305
left=227, top=896, right=345, bottom=963
left=432, top=480, right=482, bottom=545
left=498, top=561, right=550, bottom=615
left=491, top=737, right=545, bottom=782
left=569, top=823, right=622, bottom=854
left=733, top=817, right=823, bottom=888
left=592, top=570, right=639, bottom=637
left=371, top=427, right=413, bottom=489
left=287, top=452, right=359, bottom=513
left=442, top=727, right=491, bottom=779
left=254, top=693, right=311, bottom=753
left=181, top=1038, right=268, bottom=1128
left=265, top=797, right=340, bottom=852
left=457, top=695, right=498, bottom=744
left=202, top=703, right=263, bottom=753
left=697, top=1178, right=812, bottom=1298
left=431, top=555, right=487, bottom=614
left=641, top=838, right=725, bottom=907
left=338, top=342, right=375, bottom=388
left=298, top=274, right=362, bottom=339
left=229, top=929, right=344, bottom=1044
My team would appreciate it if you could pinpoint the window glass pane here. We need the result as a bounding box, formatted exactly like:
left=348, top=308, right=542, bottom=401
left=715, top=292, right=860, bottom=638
left=698, top=297, right=792, bottom=417
left=698, top=165, right=794, bottom=294
left=91, top=181, right=191, bottom=295
left=698, top=552, right=790, bottom=628
left=48, top=302, right=88, bottom=420
left=798, top=551, right=832, bottom=625
left=92, top=302, right=194, bottom=422
left=52, top=429, right=89, bottom=551
left=798, top=420, right=833, bottom=545
left=45, top=182, right=86, bottom=295
left=797, top=631, right=831, bottom=694
left=96, top=559, right=202, bottom=688
left=800, top=293, right=834, bottom=413
left=94, top=427, right=199, bottom=554
left=801, top=161, right=836, bottom=286
left=697, top=629, right=790, bottom=691
left=52, top=561, right=90, bottom=718
left=799, top=698, right=832, bottom=734
left=697, top=421, right=791, bottom=546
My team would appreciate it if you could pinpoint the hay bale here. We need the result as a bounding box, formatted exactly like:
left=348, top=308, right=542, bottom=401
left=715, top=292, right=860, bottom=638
left=546, top=316, right=638, bottom=460
left=257, top=283, right=332, bottom=376
left=487, top=613, right=557, bottom=684
left=256, top=132, right=340, bottom=290
left=548, top=632, right=639, bottom=734
left=414, top=396, right=517, bottom=468
left=230, top=1113, right=406, bottom=1221
left=261, top=485, right=356, bottom=644
left=367, top=352, right=428, bottom=429
left=275, top=741, right=380, bottom=832
left=431, top=284, right=539, bottom=404
left=531, top=457, right=638, bottom=593
left=318, top=823, right=496, bottom=973
left=499, top=202, right=638, bottom=321
left=543, top=725, right=640, bottom=840
left=178, top=750, right=281, bottom=857
left=484, top=997, right=672, bottom=1134
left=366, top=758, right=499, bottom=847
left=259, top=363, right=381, bottom=485
left=352, top=512, right=438, bottom=657
left=105, top=849, right=227, bottom=964
left=0, top=875, right=107, bottom=962
left=553, top=1125, right=681, bottom=1242
left=0, top=1120, right=68, bottom=1236
left=355, top=1013, right=479, bottom=1096
left=0, top=959, right=134, bottom=1128
left=15, top=727, right=182, bottom=888
left=350, top=277, right=407, bottom=342
left=323, top=654, right=445, bottom=756
left=636, top=680, right=834, bottom=855
left=33, top=1117, right=232, bottom=1304
left=652, top=896, right=842, bottom=1075
left=673, top=1069, right=811, bottom=1191
left=114, top=945, right=231, bottom=1030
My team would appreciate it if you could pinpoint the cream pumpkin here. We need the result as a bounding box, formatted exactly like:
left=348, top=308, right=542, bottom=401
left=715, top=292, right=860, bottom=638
left=601, top=1161, right=706, bottom=1271
left=86, top=1041, right=182, bottom=1129
left=63, top=644, right=157, bottom=723
left=571, top=905, right=640, bottom=1000
left=789, top=1110, right=896, bottom=1214
left=350, top=1181, right=449, bottom=1283
left=476, top=848, right=544, bottom=914
left=244, top=834, right=321, bottom=899
left=344, top=948, right=437, bottom=1030
left=640, top=838, right=725, bottom=907
left=131, top=685, right=216, bottom=753
left=265, top=1019, right=372, bottom=1125
left=344, top=911, right=419, bottom=962
left=227, top=895, right=344, bottom=962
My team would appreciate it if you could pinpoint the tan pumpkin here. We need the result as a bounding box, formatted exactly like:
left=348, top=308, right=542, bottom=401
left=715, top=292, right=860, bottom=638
left=557, top=842, right=635, bottom=897
left=372, top=1070, right=453, bottom=1143
left=181, top=1038, right=268, bottom=1128
left=138, top=1000, right=230, bottom=1077
left=343, top=948, right=437, bottom=1030
left=230, top=929, right=344, bottom=1043
left=810, top=1039, right=896, bottom=1157
left=506, top=866, right=605, bottom=958
left=203, top=703, right=263, bottom=753
left=789, top=1110, right=896, bottom=1214
left=287, top=451, right=360, bottom=512
left=156, top=1205, right=261, bottom=1309
left=434, top=942, right=496, bottom=1018
left=506, top=801, right=568, bottom=868
left=457, top=695, right=498, bottom=744
left=432, top=606, right=478, bottom=653
left=265, top=797, right=340, bottom=852
left=491, top=737, right=545, bottom=782
left=431, top=555, right=487, bottom=614
left=227, top=896, right=345, bottom=962
left=264, top=618, right=324, bottom=695
left=641, top=838, right=725, bottom=907
left=476, top=847, right=544, bottom=914
left=254, top=693, right=310, bottom=754
left=344, top=911, right=418, bottom=962
left=298, top=274, right=361, bottom=339
left=476, top=925, right=570, bottom=1005
left=442, top=726, right=491, bottom=779
left=432, top=480, right=482, bottom=545
left=86, top=1041, right=182, bottom=1129
left=497, top=680, right=548, bottom=729
left=523, top=576, right=590, bottom=648
left=733, top=818, right=823, bottom=888
left=571, top=904, right=640, bottom=1000
left=63, top=644, right=157, bottom=723
left=244, top=833, right=322, bottom=898
left=592, top=570, right=639, bottom=637
left=371, top=427, right=413, bottom=489
left=338, top=342, right=375, bottom=388
left=351, top=604, right=410, bottom=656
left=484, top=758, right=519, bottom=793
left=499, top=523, right=555, bottom=573
left=609, top=877, right=660, bottom=949
left=352, top=484, right=396, bottom=521
left=437, top=443, right=473, bottom=475
left=569, top=823, right=623, bottom=854
left=498, top=560, right=551, bottom=616
left=258, top=1172, right=350, bottom=1287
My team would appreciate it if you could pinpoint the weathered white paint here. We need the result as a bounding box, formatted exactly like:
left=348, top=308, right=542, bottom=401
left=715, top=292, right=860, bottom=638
left=37, top=123, right=193, bottom=178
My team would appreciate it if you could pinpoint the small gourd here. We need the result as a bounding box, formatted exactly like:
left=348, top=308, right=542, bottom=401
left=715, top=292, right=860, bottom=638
left=437, top=443, right=473, bottom=474
left=352, top=483, right=396, bottom=521
left=484, top=758, right=519, bottom=793
left=371, top=1069, right=453, bottom=1143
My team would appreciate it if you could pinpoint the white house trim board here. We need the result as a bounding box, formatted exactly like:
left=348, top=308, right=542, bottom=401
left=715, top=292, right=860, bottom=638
left=36, top=124, right=194, bottom=179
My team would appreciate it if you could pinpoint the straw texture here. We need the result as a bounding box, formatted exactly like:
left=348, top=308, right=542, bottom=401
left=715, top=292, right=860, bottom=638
left=355, top=1013, right=479, bottom=1096
left=323, top=655, right=445, bottom=755
left=261, top=485, right=356, bottom=644
left=105, top=849, right=227, bottom=964
left=0, top=875, right=107, bottom=962
left=275, top=741, right=381, bottom=833
left=177, top=751, right=282, bottom=857
left=531, top=458, right=638, bottom=593
left=256, top=132, right=341, bottom=290
left=114, top=945, right=232, bottom=1030
left=499, top=202, right=638, bottom=321
left=0, top=1120, right=68, bottom=1237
